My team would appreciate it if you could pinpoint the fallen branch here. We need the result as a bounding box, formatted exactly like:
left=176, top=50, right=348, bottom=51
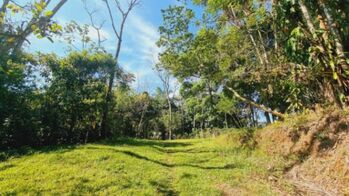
left=226, top=86, right=286, bottom=120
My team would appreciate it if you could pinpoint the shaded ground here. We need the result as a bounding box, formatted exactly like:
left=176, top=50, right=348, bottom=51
left=0, top=137, right=281, bottom=195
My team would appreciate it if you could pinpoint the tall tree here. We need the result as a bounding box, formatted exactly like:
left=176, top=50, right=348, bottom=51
left=154, top=63, right=174, bottom=140
left=100, top=0, right=140, bottom=138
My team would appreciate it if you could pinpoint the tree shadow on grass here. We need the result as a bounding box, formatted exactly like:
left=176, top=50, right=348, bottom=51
left=0, top=145, right=76, bottom=162
left=149, top=180, right=178, bottom=196
left=0, top=163, right=15, bottom=171
left=86, top=146, right=240, bottom=170
left=100, top=138, right=193, bottom=148
left=180, top=172, right=197, bottom=179
left=0, top=138, right=190, bottom=162
left=151, top=145, right=211, bottom=154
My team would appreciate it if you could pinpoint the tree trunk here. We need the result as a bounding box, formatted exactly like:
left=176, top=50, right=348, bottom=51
left=224, top=113, right=228, bottom=128
left=257, top=28, right=270, bottom=69
left=85, top=129, right=89, bottom=144
left=299, top=0, right=349, bottom=107
left=0, top=0, right=9, bottom=15
left=265, top=112, right=272, bottom=124
left=167, top=97, right=172, bottom=140
left=230, top=114, right=239, bottom=128
left=298, top=1, right=317, bottom=35
left=206, top=80, right=215, bottom=127
left=100, top=0, right=138, bottom=139
left=200, top=104, right=204, bottom=135
left=137, top=109, right=145, bottom=137
left=250, top=105, right=258, bottom=127
left=68, top=113, right=77, bottom=144
left=248, top=31, right=265, bottom=66
left=228, top=7, right=265, bottom=67
left=192, top=111, right=196, bottom=131
left=101, top=66, right=115, bottom=139
left=232, top=113, right=243, bottom=128
left=322, top=79, right=341, bottom=107
left=318, top=0, right=349, bottom=75
left=271, top=0, right=279, bottom=52
left=226, top=86, right=285, bottom=119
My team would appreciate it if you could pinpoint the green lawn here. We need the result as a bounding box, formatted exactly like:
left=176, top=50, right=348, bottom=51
left=0, top=137, right=284, bottom=195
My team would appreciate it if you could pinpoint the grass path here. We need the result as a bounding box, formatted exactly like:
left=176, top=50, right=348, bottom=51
left=0, top=137, right=284, bottom=195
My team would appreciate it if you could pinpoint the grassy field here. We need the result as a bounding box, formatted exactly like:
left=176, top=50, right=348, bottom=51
left=0, top=136, right=286, bottom=195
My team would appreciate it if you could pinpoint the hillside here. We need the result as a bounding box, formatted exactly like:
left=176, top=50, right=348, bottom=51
left=257, top=108, right=349, bottom=195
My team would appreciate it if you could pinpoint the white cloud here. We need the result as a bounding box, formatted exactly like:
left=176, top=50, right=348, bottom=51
left=113, top=12, right=164, bottom=92
left=127, top=13, right=161, bottom=63
left=116, top=12, right=180, bottom=94
left=120, top=46, right=134, bottom=54
left=87, top=26, right=111, bottom=42
left=92, top=0, right=106, bottom=9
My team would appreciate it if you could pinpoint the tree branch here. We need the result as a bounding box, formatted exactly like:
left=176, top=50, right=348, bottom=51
left=50, top=0, right=67, bottom=18
left=0, top=0, right=10, bottom=13
left=13, top=0, right=68, bottom=52
left=83, top=0, right=107, bottom=48
left=104, top=0, right=120, bottom=39
left=226, top=86, right=285, bottom=120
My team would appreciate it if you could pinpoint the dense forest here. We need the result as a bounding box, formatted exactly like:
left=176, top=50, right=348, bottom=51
left=1, top=0, right=349, bottom=148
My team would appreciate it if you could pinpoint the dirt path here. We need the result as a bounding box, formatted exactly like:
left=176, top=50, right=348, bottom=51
left=153, top=144, right=179, bottom=195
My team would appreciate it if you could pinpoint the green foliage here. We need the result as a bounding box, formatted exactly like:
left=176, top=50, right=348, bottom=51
left=0, top=51, right=115, bottom=148
left=217, top=95, right=237, bottom=114
left=0, top=0, right=65, bottom=55
left=1, top=0, right=349, bottom=149
left=158, top=0, right=349, bottom=128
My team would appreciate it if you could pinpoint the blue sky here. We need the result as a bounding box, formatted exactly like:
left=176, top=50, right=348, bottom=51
left=27, top=0, right=202, bottom=93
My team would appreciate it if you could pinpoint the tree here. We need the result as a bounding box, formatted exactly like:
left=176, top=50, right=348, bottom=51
left=0, top=0, right=68, bottom=55
left=158, top=4, right=286, bottom=123
left=38, top=51, right=115, bottom=144
left=0, top=0, right=68, bottom=148
left=154, top=63, right=174, bottom=140
left=100, top=0, right=140, bottom=138
left=158, top=0, right=349, bottom=125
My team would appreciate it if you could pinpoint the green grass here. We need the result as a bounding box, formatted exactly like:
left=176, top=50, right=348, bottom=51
left=0, top=136, right=283, bottom=195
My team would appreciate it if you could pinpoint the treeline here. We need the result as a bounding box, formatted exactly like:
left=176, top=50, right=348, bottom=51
left=0, top=0, right=197, bottom=149
left=0, top=0, right=139, bottom=148
left=157, top=0, right=349, bottom=125
left=1, top=0, right=349, bottom=149
left=0, top=50, right=188, bottom=148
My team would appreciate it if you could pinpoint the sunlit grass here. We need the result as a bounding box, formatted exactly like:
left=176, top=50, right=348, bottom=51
left=0, top=137, right=282, bottom=195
